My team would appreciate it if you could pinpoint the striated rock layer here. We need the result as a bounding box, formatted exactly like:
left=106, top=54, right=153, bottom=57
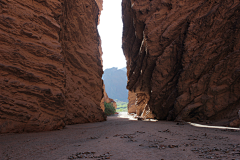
left=60, top=0, right=105, bottom=125
left=122, top=0, right=240, bottom=126
left=0, top=0, right=105, bottom=133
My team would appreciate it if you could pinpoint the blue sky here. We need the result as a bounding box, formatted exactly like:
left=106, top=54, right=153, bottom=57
left=98, top=0, right=126, bottom=70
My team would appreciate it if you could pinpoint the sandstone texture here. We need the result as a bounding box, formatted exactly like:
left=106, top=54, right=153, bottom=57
left=100, top=84, right=117, bottom=111
left=60, top=0, right=105, bottom=125
left=127, top=91, right=137, bottom=113
left=95, top=0, right=103, bottom=25
left=0, top=0, right=105, bottom=133
left=122, top=0, right=240, bottom=126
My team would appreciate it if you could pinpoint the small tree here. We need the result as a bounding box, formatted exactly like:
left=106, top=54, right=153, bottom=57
left=104, top=102, right=116, bottom=116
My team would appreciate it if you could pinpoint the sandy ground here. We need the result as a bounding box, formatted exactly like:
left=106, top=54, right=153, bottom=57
left=0, top=112, right=240, bottom=160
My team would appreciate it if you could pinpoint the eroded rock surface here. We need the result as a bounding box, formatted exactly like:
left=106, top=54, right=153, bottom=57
left=0, top=0, right=105, bottom=133
left=100, top=84, right=117, bottom=111
left=127, top=91, right=137, bottom=113
left=60, top=0, right=105, bottom=125
left=122, top=0, right=240, bottom=126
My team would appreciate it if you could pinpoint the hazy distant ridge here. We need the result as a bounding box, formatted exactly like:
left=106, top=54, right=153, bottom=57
left=103, top=67, right=128, bottom=102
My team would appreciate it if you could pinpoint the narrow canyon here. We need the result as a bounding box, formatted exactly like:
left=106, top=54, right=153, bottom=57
left=0, top=0, right=240, bottom=134
left=0, top=1, right=240, bottom=160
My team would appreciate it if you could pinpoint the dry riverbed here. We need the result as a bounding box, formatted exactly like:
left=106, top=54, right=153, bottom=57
left=0, top=112, right=240, bottom=160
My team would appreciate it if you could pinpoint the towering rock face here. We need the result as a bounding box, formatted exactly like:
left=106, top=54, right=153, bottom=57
left=122, top=0, right=240, bottom=126
left=60, top=0, right=105, bottom=125
left=0, top=0, right=105, bottom=133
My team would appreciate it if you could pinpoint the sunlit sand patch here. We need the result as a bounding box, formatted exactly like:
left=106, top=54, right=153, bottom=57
left=117, top=112, right=137, bottom=121
left=117, top=112, right=158, bottom=122
left=188, top=122, right=240, bottom=130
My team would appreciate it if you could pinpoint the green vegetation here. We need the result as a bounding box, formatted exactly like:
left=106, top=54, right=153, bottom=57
left=115, top=99, right=128, bottom=112
left=104, top=102, right=116, bottom=116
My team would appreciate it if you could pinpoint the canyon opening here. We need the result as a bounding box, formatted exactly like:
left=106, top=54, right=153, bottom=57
left=98, top=0, right=129, bottom=114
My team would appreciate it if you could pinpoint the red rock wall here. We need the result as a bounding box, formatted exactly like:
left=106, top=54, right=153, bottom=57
left=60, top=0, right=105, bottom=125
left=95, top=0, right=103, bottom=25
left=122, top=0, right=240, bottom=126
left=127, top=91, right=137, bottom=113
left=0, top=0, right=105, bottom=133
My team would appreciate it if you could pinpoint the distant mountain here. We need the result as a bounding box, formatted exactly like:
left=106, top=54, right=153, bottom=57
left=120, top=67, right=127, bottom=72
left=103, top=67, right=128, bottom=102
